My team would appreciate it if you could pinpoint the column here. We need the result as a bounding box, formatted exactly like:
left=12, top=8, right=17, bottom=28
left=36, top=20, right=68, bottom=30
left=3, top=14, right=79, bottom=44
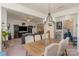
left=1, top=7, right=8, bottom=41
left=77, top=13, right=79, bottom=52
left=0, top=6, right=8, bottom=52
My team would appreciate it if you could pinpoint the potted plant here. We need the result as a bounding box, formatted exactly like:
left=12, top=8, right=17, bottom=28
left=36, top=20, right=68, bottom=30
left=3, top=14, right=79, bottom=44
left=2, top=31, right=10, bottom=48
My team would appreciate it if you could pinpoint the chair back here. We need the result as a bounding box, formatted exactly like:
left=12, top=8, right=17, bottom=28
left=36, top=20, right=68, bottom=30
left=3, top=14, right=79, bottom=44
left=64, top=37, right=69, bottom=46
left=44, top=43, right=59, bottom=56
left=25, top=36, right=34, bottom=44
left=42, top=33, right=48, bottom=40
left=35, top=35, right=41, bottom=41
left=57, top=37, right=69, bottom=55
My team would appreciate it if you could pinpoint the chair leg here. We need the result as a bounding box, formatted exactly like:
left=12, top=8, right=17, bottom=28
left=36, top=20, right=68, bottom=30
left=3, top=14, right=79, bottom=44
left=33, top=35, right=35, bottom=42
left=65, top=49, right=68, bottom=56
left=26, top=50, right=28, bottom=56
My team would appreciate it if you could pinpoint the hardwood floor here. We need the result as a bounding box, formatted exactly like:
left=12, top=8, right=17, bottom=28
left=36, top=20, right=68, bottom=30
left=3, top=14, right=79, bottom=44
left=23, top=39, right=60, bottom=56
left=3, top=38, right=26, bottom=56
left=3, top=38, right=79, bottom=56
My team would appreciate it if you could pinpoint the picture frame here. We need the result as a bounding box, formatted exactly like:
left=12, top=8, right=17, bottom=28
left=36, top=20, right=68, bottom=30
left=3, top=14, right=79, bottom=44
left=56, top=22, right=62, bottom=30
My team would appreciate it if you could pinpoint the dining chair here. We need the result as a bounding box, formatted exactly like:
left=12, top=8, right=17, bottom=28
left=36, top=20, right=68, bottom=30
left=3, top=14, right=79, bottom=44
left=42, top=34, right=46, bottom=40
left=35, top=35, right=41, bottom=41
left=57, top=37, right=69, bottom=56
left=44, top=43, right=59, bottom=56
left=64, top=37, right=69, bottom=55
left=42, top=33, right=48, bottom=40
left=25, top=36, right=34, bottom=44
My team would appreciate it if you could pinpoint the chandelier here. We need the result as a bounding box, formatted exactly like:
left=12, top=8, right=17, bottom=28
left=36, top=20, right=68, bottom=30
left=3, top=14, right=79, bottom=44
left=44, top=2, right=54, bottom=26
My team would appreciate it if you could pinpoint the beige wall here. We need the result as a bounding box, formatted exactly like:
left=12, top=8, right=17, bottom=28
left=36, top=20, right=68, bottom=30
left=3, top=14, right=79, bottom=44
left=63, top=19, right=74, bottom=33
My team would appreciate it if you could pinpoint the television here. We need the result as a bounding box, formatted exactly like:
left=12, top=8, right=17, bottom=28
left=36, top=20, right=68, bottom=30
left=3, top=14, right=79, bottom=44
left=19, top=26, right=27, bottom=31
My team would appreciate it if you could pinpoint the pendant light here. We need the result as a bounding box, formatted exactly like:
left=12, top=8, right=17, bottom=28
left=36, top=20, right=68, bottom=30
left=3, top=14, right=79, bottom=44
left=45, top=1, right=54, bottom=26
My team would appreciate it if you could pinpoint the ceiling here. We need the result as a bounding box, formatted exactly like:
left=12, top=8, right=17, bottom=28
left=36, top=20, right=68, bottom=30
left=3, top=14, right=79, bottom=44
left=7, top=3, right=79, bottom=23
left=20, top=3, right=79, bottom=14
left=7, top=9, right=43, bottom=24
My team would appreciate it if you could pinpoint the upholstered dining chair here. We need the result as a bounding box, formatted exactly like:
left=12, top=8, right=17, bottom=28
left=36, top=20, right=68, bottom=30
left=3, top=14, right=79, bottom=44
left=42, top=33, right=48, bottom=40
left=44, top=43, right=59, bottom=56
left=42, top=34, right=47, bottom=40
left=64, top=37, right=69, bottom=55
left=35, top=35, right=41, bottom=41
left=57, top=37, right=69, bottom=56
left=25, top=36, right=34, bottom=44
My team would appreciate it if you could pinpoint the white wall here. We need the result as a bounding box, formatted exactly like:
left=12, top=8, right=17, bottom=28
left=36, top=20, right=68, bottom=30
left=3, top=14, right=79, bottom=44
left=71, top=14, right=77, bottom=37
left=1, top=7, right=8, bottom=32
left=8, top=18, right=37, bottom=38
left=54, top=16, right=64, bottom=40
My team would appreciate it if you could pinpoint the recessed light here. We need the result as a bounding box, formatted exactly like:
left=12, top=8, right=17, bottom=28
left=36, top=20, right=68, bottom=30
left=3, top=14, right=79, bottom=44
left=27, top=19, right=30, bottom=22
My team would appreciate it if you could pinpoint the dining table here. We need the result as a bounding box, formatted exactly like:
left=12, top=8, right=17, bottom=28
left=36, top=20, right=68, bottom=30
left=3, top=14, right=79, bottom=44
left=23, top=39, right=60, bottom=56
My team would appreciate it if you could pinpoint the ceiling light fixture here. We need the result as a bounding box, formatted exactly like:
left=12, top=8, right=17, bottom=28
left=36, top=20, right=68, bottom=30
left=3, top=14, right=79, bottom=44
left=24, top=16, right=31, bottom=22
left=44, top=0, right=54, bottom=26
left=27, top=19, right=30, bottom=22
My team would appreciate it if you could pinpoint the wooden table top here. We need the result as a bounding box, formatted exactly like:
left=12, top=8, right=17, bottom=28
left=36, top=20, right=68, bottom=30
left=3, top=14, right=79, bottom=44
left=23, top=39, right=60, bottom=56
